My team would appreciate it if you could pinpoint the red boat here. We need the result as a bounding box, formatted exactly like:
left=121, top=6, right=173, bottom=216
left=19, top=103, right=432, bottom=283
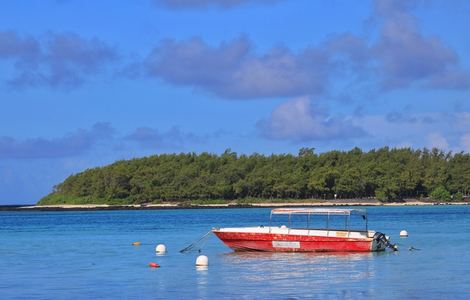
left=213, top=208, right=397, bottom=252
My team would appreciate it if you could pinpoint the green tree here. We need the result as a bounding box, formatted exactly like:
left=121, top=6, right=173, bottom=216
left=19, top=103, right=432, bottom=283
left=429, top=186, right=451, bottom=201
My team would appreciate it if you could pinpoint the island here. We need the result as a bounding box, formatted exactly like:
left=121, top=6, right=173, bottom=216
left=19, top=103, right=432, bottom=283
left=34, top=147, right=470, bottom=208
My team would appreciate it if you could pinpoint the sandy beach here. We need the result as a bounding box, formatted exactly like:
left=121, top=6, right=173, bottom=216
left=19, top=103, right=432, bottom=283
left=3, top=199, right=467, bottom=211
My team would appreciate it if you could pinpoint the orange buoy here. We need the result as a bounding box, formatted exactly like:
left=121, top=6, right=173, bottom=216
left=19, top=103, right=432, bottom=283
left=149, top=262, right=160, bottom=268
left=132, top=241, right=141, bottom=246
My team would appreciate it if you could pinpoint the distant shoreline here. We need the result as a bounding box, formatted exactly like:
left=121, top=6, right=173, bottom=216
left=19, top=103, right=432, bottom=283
left=1, top=200, right=469, bottom=211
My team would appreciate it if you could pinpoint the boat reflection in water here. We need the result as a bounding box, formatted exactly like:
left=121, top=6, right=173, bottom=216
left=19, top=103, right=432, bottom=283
left=219, top=251, right=386, bottom=298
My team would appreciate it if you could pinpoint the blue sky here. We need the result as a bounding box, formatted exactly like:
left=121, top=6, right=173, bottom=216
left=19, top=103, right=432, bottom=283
left=1, top=0, right=470, bottom=204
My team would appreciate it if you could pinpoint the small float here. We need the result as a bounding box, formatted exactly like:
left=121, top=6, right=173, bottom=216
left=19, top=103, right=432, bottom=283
left=212, top=208, right=397, bottom=252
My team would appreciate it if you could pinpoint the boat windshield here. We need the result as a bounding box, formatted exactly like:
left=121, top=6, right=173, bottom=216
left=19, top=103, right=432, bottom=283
left=269, top=208, right=368, bottom=231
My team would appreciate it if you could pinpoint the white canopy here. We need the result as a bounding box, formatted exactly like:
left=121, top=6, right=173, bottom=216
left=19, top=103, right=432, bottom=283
left=271, top=208, right=367, bottom=216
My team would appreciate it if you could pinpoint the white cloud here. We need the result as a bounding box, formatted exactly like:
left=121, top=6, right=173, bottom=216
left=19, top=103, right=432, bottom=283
left=258, top=97, right=365, bottom=142
left=153, top=0, right=279, bottom=10
left=426, top=132, right=449, bottom=150
left=144, top=37, right=336, bottom=99
left=142, top=0, right=470, bottom=100
left=459, top=134, right=470, bottom=152
left=0, top=123, right=115, bottom=159
left=0, top=31, right=117, bottom=89
left=346, top=111, right=470, bottom=151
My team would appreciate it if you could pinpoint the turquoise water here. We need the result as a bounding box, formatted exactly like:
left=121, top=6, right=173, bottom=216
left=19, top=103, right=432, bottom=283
left=1, top=206, right=470, bottom=299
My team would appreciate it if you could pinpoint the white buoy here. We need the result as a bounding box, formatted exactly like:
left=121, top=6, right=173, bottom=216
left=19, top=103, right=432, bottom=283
left=155, top=244, right=166, bottom=253
left=400, top=230, right=408, bottom=237
left=196, top=255, right=209, bottom=267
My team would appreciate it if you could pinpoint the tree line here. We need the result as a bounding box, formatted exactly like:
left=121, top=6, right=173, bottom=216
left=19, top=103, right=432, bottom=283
left=38, top=147, right=470, bottom=204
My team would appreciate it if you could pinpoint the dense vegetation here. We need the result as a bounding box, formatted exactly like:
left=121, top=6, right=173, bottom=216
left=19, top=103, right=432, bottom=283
left=38, top=147, right=470, bottom=205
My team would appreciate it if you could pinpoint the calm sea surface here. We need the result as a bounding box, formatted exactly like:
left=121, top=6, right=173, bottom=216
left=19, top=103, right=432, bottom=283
left=1, top=206, right=470, bottom=299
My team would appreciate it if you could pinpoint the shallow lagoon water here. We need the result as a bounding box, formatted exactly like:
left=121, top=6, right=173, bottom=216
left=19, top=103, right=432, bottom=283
left=1, top=206, right=470, bottom=299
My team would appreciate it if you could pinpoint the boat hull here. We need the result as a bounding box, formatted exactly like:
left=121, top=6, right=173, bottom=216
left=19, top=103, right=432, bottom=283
left=213, top=229, right=384, bottom=252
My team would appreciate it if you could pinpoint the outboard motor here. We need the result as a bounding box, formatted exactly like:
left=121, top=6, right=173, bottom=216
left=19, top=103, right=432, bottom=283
left=373, top=232, right=398, bottom=251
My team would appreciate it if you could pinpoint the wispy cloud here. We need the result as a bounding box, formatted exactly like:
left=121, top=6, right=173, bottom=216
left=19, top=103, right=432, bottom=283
left=143, top=35, right=359, bottom=99
left=427, top=132, right=449, bottom=150
left=142, top=0, right=470, bottom=99
left=125, top=126, right=206, bottom=150
left=0, top=123, right=221, bottom=160
left=349, top=111, right=470, bottom=150
left=258, top=97, right=366, bottom=142
left=258, top=100, right=470, bottom=149
left=0, top=123, right=114, bottom=159
left=0, top=31, right=117, bottom=89
left=460, top=134, right=470, bottom=152
left=372, top=0, right=470, bottom=90
left=152, top=0, right=279, bottom=10
left=0, top=30, right=40, bottom=63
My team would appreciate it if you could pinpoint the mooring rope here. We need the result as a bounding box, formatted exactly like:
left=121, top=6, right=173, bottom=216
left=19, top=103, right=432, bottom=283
left=179, top=230, right=212, bottom=253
